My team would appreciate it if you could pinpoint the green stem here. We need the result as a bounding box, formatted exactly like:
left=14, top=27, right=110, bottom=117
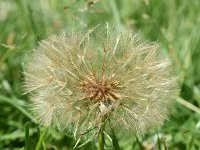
left=36, top=127, right=48, bottom=150
left=98, top=127, right=105, bottom=150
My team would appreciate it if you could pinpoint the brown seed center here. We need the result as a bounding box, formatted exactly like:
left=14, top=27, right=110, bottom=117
left=80, top=76, right=121, bottom=101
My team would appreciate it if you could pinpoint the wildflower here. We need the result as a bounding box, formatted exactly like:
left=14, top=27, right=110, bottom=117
left=24, top=25, right=178, bottom=139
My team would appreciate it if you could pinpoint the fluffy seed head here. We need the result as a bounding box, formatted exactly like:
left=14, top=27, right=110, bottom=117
left=24, top=25, right=178, bottom=138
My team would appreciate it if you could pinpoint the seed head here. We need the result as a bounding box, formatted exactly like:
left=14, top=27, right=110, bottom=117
left=24, top=25, right=178, bottom=139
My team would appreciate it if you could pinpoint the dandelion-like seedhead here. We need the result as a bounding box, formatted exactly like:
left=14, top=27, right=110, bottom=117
left=24, top=25, right=178, bottom=139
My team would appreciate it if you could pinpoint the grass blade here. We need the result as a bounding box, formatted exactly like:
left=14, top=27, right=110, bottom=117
left=110, top=128, right=120, bottom=150
left=36, top=127, right=48, bottom=150
left=157, top=134, right=162, bottom=150
left=0, top=95, right=35, bottom=121
left=25, top=122, right=30, bottom=150
left=176, top=97, right=200, bottom=114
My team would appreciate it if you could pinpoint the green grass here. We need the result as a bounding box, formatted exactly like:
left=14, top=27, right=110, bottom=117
left=0, top=0, right=200, bottom=149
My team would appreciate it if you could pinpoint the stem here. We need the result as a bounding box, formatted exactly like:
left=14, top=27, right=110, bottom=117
left=98, top=127, right=105, bottom=150
left=36, top=127, right=48, bottom=150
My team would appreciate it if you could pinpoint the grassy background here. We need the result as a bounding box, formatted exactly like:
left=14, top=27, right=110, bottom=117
left=0, top=0, right=200, bottom=149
